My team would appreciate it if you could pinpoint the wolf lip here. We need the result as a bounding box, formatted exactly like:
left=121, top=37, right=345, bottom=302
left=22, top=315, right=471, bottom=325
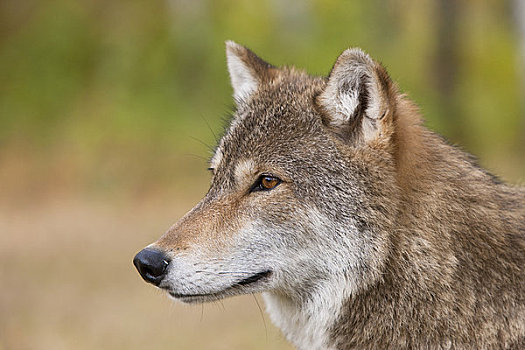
left=236, top=270, right=272, bottom=286
left=167, top=270, right=272, bottom=299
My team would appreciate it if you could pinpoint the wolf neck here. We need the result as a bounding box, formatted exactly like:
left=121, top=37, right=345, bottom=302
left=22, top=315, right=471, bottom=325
left=262, top=275, right=352, bottom=350
left=262, top=101, right=518, bottom=349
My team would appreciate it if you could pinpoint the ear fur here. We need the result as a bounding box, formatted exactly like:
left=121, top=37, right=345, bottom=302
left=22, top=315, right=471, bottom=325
left=316, top=48, right=394, bottom=145
left=225, top=41, right=274, bottom=103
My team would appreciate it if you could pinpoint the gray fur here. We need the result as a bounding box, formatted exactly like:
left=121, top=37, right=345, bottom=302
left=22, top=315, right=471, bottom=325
left=139, top=42, right=524, bottom=350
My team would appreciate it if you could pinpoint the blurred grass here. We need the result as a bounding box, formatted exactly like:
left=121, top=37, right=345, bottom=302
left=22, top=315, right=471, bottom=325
left=0, top=0, right=524, bottom=349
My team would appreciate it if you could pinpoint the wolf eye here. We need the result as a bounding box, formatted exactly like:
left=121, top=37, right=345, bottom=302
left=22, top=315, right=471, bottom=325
left=251, top=175, right=281, bottom=192
left=261, top=176, right=280, bottom=189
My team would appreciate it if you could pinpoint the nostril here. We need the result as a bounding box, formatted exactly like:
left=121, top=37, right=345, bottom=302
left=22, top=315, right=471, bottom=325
left=142, top=266, right=154, bottom=277
left=133, top=248, right=170, bottom=286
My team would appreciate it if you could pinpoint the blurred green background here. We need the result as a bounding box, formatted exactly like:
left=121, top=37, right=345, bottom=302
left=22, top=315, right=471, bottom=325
left=0, top=0, right=523, bottom=349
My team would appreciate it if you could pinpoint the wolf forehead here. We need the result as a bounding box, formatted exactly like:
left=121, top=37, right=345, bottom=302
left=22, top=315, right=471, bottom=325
left=212, top=69, right=328, bottom=172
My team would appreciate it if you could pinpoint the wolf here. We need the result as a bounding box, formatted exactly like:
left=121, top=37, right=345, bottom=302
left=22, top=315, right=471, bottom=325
left=134, top=41, right=524, bottom=349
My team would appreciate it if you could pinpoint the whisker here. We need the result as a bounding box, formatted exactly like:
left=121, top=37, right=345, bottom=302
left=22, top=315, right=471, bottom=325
left=183, top=153, right=209, bottom=162
left=194, top=270, right=257, bottom=275
left=199, top=113, right=218, bottom=144
left=252, top=294, right=268, bottom=341
left=189, top=135, right=215, bottom=153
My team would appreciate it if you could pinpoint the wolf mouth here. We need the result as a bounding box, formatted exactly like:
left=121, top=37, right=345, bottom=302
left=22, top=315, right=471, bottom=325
left=167, top=270, right=272, bottom=300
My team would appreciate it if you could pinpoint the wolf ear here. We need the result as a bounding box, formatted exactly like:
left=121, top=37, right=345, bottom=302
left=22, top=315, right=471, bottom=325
left=316, top=48, right=395, bottom=145
left=225, top=41, right=274, bottom=103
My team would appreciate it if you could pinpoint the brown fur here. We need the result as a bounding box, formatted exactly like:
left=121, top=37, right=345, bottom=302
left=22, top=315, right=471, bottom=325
left=316, top=54, right=525, bottom=348
left=139, top=43, right=524, bottom=349
left=331, top=94, right=525, bottom=348
left=238, top=46, right=523, bottom=348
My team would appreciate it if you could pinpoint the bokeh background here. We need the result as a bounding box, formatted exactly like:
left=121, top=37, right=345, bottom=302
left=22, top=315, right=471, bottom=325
left=1, top=0, right=524, bottom=349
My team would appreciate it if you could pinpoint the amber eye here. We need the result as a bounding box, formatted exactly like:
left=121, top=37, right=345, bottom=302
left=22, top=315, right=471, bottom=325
left=261, top=176, right=280, bottom=189
left=251, top=174, right=281, bottom=192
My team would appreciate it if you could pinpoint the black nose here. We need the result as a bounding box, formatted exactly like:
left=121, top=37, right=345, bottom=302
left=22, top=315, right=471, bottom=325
left=133, top=248, right=170, bottom=286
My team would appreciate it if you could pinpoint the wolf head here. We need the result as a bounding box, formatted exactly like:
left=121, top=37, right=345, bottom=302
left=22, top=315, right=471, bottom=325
left=134, top=41, right=401, bottom=306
